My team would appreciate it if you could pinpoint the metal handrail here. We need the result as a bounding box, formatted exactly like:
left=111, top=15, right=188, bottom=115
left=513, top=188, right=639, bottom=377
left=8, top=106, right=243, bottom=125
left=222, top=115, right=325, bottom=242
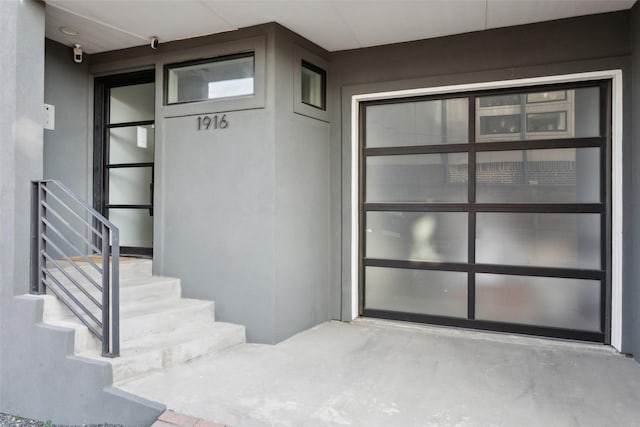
left=30, top=180, right=120, bottom=357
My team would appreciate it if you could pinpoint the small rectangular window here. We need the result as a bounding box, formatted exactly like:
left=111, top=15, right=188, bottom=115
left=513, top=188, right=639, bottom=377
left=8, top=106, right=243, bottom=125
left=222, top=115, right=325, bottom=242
left=301, top=61, right=326, bottom=110
left=165, top=53, right=254, bottom=105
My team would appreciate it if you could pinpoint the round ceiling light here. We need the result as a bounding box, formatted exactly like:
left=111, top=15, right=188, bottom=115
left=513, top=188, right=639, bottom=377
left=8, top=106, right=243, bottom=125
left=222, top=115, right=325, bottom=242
left=59, top=26, right=80, bottom=36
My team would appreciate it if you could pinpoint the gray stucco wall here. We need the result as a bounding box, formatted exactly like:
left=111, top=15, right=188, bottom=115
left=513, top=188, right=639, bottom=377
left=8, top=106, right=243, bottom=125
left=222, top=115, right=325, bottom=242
left=330, top=11, right=634, bottom=350
left=43, top=39, right=91, bottom=200
left=273, top=25, right=331, bottom=342
left=0, top=2, right=164, bottom=423
left=88, top=23, right=332, bottom=344
left=631, top=2, right=640, bottom=362
left=0, top=0, right=45, bottom=411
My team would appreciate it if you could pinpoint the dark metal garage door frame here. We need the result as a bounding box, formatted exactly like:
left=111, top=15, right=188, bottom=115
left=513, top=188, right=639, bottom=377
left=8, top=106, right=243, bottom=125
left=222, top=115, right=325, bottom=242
left=359, top=80, right=611, bottom=343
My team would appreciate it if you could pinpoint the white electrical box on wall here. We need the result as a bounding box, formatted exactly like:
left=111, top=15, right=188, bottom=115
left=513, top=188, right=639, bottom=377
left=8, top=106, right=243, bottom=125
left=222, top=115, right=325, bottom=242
left=44, top=104, right=55, bottom=130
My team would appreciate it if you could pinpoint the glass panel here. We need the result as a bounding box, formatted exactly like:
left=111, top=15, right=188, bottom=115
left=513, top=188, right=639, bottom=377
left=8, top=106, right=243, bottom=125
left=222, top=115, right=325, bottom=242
left=109, top=83, right=154, bottom=124
left=108, top=167, right=153, bottom=205
left=526, top=111, right=567, bottom=132
left=476, top=273, right=600, bottom=331
left=476, top=213, right=600, bottom=269
left=301, top=61, right=325, bottom=109
left=167, top=54, right=254, bottom=104
left=108, top=208, right=153, bottom=248
left=109, top=125, right=155, bottom=164
left=365, top=266, right=467, bottom=318
left=366, top=212, right=467, bottom=263
left=476, top=87, right=599, bottom=142
left=476, top=148, right=600, bottom=203
left=479, top=114, right=520, bottom=135
left=366, top=153, right=468, bottom=203
left=526, top=90, right=566, bottom=103
left=365, top=98, right=468, bottom=147
left=479, top=94, right=521, bottom=107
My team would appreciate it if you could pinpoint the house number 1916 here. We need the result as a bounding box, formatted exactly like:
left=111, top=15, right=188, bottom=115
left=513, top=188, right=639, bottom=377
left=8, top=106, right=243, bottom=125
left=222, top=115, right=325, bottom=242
left=197, top=114, right=229, bottom=131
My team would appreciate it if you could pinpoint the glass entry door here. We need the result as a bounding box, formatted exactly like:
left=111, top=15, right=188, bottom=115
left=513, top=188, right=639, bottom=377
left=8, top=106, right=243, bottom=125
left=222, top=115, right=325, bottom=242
left=361, top=81, right=610, bottom=343
left=94, top=70, right=155, bottom=256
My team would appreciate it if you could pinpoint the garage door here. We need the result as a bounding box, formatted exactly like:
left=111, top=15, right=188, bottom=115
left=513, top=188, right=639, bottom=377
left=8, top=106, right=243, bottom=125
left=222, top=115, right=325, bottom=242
left=360, top=81, right=610, bottom=342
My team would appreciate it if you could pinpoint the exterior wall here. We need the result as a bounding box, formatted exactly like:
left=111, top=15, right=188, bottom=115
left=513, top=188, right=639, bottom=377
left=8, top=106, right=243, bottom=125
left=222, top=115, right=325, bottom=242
left=273, top=25, right=331, bottom=342
left=631, top=2, right=640, bottom=362
left=0, top=0, right=46, bottom=412
left=43, top=39, right=91, bottom=200
left=90, top=23, right=332, bottom=344
left=0, top=2, right=164, bottom=424
left=330, top=11, right=634, bottom=350
left=157, top=27, right=278, bottom=344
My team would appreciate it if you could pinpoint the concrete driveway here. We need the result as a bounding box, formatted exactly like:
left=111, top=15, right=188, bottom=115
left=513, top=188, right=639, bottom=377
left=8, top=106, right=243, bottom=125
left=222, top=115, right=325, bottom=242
left=121, top=319, right=640, bottom=427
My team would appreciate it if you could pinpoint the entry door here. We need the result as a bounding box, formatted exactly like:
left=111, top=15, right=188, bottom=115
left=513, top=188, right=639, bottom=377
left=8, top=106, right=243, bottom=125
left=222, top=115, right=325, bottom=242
left=361, top=81, right=610, bottom=343
left=94, top=70, right=155, bottom=256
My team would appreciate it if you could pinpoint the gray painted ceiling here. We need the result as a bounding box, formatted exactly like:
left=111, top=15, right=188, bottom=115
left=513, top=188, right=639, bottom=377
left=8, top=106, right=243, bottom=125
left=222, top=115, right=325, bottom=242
left=45, top=0, right=637, bottom=54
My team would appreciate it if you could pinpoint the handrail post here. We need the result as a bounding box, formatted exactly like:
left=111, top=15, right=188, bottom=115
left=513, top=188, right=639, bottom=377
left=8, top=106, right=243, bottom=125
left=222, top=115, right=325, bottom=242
left=30, top=182, right=40, bottom=294
left=30, top=181, right=46, bottom=295
left=111, top=229, right=120, bottom=357
left=101, top=223, right=111, bottom=357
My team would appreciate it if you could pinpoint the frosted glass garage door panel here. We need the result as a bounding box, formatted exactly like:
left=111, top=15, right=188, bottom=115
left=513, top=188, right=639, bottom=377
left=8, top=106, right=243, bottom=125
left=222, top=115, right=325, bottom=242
left=366, top=267, right=467, bottom=318
left=476, top=148, right=600, bottom=203
left=366, top=153, right=468, bottom=202
left=366, top=98, right=468, bottom=147
left=476, top=213, right=600, bottom=269
left=475, top=274, right=600, bottom=331
left=366, top=212, right=467, bottom=263
left=108, top=209, right=153, bottom=248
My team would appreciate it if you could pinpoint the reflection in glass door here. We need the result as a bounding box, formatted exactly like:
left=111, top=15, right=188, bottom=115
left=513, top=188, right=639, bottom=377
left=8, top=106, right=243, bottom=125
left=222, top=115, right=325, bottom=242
left=94, top=71, right=155, bottom=256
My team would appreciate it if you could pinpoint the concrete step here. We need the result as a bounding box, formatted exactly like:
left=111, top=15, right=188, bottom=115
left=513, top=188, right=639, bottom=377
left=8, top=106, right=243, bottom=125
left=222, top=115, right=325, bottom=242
left=45, top=258, right=152, bottom=285
left=47, top=297, right=216, bottom=343
left=90, top=322, right=246, bottom=384
left=42, top=276, right=182, bottom=322
left=38, top=257, right=247, bottom=388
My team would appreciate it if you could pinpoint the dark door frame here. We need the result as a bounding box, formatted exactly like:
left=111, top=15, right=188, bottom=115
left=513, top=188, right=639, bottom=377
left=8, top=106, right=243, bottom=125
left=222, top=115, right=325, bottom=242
left=93, top=69, right=155, bottom=256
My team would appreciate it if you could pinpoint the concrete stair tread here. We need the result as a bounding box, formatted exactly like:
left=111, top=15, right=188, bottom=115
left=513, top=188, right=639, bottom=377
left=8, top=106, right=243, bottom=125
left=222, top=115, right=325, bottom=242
left=44, top=276, right=181, bottom=310
left=118, top=297, right=213, bottom=319
left=77, top=321, right=245, bottom=384
left=119, top=322, right=244, bottom=354
left=45, top=275, right=180, bottom=299
left=39, top=259, right=247, bottom=385
left=50, top=295, right=209, bottom=321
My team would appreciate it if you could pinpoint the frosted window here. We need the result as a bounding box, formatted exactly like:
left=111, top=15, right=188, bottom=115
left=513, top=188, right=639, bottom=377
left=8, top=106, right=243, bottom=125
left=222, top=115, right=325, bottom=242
left=109, top=125, right=155, bottom=164
left=366, top=212, right=467, bottom=263
left=108, top=167, right=153, bottom=205
left=108, top=209, right=153, bottom=247
left=366, top=98, right=468, bottom=147
left=476, top=273, right=600, bottom=331
left=166, top=53, right=254, bottom=104
left=476, top=148, right=600, bottom=203
left=476, top=213, right=600, bottom=269
left=366, top=267, right=467, bottom=318
left=366, top=153, right=468, bottom=203
left=109, top=83, right=154, bottom=124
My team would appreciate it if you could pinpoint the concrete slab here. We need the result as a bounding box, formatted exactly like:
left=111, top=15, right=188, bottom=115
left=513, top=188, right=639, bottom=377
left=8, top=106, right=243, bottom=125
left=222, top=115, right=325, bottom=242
left=121, top=319, right=640, bottom=427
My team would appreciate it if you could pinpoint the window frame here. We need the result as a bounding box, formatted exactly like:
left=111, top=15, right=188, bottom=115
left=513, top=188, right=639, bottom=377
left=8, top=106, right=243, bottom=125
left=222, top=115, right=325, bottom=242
left=164, top=51, right=256, bottom=106
left=159, top=36, right=266, bottom=118
left=359, top=79, right=610, bottom=343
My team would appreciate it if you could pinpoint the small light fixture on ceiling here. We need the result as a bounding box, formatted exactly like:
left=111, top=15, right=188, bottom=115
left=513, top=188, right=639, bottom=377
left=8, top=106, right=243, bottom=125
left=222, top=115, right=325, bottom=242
left=59, top=26, right=80, bottom=36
